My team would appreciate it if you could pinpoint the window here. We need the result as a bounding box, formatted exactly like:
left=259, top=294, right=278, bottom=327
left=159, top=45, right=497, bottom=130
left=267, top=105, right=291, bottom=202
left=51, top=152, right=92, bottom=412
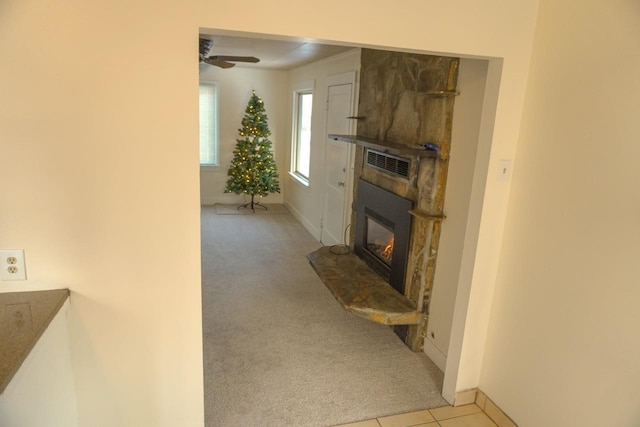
left=291, top=88, right=313, bottom=182
left=199, top=82, right=218, bottom=166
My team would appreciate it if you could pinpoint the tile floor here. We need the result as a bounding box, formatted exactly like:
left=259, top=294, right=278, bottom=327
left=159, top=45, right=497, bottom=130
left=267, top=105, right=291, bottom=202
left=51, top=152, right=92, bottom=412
left=334, top=404, right=497, bottom=427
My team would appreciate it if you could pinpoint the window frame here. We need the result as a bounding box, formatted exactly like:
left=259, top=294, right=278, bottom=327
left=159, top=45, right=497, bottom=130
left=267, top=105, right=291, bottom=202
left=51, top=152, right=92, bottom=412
left=199, top=81, right=219, bottom=169
left=290, top=81, right=314, bottom=186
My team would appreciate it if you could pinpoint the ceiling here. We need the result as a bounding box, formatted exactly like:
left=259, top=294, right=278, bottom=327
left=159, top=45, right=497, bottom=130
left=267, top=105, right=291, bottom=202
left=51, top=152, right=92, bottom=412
left=199, top=34, right=355, bottom=70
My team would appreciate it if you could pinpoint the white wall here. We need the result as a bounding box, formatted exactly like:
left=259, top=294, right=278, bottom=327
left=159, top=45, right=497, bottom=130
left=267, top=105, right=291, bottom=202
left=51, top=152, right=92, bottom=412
left=199, top=67, right=288, bottom=205
left=0, top=301, right=78, bottom=427
left=479, top=1, right=640, bottom=425
left=424, top=59, right=489, bottom=370
left=284, top=50, right=361, bottom=239
left=0, top=0, right=541, bottom=424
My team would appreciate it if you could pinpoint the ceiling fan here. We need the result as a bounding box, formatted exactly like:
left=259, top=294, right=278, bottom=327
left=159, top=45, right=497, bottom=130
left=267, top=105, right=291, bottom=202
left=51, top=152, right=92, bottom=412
left=199, top=38, right=260, bottom=69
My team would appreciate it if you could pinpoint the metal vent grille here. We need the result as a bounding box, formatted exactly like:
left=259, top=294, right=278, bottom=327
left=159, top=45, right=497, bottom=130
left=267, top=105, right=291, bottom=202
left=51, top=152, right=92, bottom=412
left=366, top=149, right=410, bottom=178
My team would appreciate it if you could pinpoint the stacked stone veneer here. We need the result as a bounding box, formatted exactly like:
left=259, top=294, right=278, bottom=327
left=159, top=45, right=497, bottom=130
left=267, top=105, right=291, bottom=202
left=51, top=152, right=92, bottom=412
left=351, top=48, right=459, bottom=351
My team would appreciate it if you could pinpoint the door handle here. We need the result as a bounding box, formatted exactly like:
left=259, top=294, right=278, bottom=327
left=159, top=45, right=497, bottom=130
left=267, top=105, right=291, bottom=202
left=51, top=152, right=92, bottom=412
left=338, top=181, right=345, bottom=187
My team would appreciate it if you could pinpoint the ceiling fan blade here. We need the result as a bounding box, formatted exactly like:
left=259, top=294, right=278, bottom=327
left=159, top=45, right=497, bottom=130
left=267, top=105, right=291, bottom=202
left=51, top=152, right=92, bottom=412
left=209, top=55, right=260, bottom=64
left=204, top=58, right=236, bottom=69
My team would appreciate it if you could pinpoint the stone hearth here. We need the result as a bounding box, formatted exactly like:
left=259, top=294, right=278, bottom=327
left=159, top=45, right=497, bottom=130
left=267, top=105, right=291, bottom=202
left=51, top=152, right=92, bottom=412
left=307, top=247, right=421, bottom=325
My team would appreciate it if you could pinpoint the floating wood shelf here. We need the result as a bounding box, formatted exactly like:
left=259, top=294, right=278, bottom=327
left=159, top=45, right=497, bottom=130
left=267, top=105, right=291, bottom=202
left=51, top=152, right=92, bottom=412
left=307, top=246, right=423, bottom=325
left=408, top=209, right=446, bottom=221
left=329, top=134, right=439, bottom=158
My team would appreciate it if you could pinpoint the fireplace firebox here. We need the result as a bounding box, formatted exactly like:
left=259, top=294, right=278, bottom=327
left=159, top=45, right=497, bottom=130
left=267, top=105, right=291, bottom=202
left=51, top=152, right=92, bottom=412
left=354, top=180, right=413, bottom=295
left=366, top=216, right=394, bottom=267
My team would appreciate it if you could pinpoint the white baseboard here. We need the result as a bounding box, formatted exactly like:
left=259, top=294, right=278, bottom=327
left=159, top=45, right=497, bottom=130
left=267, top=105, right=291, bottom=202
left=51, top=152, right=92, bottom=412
left=423, top=337, right=447, bottom=372
left=284, top=201, right=320, bottom=240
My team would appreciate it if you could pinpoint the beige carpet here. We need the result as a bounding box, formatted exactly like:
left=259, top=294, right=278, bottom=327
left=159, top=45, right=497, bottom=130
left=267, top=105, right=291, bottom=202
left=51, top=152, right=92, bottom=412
left=201, top=206, right=447, bottom=427
left=214, top=203, right=289, bottom=215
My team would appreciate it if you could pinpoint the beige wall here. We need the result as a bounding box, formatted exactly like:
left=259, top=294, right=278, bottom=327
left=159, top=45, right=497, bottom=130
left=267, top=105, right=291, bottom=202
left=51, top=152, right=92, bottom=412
left=426, top=59, right=489, bottom=369
left=0, top=1, right=204, bottom=426
left=199, top=67, right=287, bottom=205
left=0, top=0, right=540, bottom=424
left=479, top=0, right=640, bottom=425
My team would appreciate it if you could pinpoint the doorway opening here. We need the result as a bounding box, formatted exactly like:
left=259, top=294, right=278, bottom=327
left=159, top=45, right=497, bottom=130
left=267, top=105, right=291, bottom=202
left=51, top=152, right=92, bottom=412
left=198, top=27, right=499, bottom=412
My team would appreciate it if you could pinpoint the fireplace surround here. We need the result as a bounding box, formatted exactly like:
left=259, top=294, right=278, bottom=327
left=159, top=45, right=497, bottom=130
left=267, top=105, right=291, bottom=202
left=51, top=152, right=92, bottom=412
left=308, top=48, right=459, bottom=352
left=354, top=180, right=413, bottom=295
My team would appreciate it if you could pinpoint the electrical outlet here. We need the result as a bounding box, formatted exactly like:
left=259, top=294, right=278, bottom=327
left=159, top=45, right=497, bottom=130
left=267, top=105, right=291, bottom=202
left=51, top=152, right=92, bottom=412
left=0, top=249, right=27, bottom=281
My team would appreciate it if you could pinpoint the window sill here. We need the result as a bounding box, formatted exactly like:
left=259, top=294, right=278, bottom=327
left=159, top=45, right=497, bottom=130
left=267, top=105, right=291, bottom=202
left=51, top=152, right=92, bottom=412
left=200, top=165, right=221, bottom=172
left=289, top=171, right=310, bottom=187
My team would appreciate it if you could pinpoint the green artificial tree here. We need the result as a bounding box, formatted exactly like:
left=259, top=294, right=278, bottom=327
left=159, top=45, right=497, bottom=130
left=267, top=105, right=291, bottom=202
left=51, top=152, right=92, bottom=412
left=225, top=90, right=281, bottom=211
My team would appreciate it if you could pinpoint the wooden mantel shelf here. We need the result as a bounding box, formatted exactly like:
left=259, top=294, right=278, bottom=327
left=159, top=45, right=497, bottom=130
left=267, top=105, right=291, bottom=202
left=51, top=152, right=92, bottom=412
left=307, top=247, right=422, bottom=325
left=328, top=134, right=440, bottom=158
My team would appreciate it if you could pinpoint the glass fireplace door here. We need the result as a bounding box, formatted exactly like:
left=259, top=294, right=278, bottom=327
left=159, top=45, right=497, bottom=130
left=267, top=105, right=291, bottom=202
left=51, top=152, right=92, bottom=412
left=365, top=217, right=394, bottom=267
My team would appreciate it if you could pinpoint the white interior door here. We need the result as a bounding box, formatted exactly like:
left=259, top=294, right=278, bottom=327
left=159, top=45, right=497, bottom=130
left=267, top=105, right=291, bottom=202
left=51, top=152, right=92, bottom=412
left=321, top=72, right=356, bottom=246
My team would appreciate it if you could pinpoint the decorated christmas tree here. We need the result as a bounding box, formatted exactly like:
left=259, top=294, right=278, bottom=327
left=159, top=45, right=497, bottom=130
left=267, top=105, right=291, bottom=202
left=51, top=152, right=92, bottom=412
left=225, top=90, right=280, bottom=211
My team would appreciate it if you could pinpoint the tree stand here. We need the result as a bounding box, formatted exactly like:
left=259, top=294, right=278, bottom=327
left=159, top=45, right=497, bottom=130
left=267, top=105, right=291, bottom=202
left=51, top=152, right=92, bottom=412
left=237, top=194, right=268, bottom=212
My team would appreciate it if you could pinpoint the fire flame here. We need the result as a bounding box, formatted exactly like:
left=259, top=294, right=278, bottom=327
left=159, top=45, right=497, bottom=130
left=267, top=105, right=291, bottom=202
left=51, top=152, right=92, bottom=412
left=382, top=237, right=394, bottom=260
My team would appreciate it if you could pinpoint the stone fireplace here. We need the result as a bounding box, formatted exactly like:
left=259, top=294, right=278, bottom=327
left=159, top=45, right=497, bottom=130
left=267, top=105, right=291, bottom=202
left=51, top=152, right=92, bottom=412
left=308, top=48, right=459, bottom=352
